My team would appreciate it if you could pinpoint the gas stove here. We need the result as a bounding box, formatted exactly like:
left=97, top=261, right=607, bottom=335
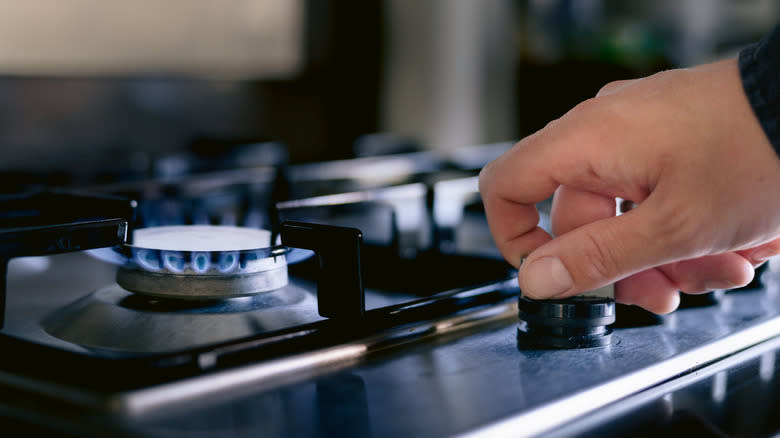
left=1, top=143, right=780, bottom=438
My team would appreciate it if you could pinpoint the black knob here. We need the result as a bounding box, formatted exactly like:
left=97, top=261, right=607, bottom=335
left=517, top=295, right=616, bottom=349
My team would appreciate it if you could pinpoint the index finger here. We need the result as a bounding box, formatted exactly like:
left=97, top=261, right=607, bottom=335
left=477, top=101, right=647, bottom=268
left=478, top=139, right=555, bottom=267
left=478, top=114, right=596, bottom=267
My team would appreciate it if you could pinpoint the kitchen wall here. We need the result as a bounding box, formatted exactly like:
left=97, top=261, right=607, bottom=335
left=0, top=0, right=776, bottom=184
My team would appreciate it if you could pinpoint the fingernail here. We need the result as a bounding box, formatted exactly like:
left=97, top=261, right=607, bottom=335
left=521, top=256, right=573, bottom=298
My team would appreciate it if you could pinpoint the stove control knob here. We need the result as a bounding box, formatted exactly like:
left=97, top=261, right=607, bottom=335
left=517, top=293, right=615, bottom=349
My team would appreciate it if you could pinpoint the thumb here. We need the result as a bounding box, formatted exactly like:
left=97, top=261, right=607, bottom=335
left=519, top=203, right=680, bottom=299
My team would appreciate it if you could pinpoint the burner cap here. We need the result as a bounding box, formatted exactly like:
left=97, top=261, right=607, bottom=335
left=517, top=295, right=616, bottom=349
left=116, top=225, right=289, bottom=300
left=130, top=225, right=274, bottom=252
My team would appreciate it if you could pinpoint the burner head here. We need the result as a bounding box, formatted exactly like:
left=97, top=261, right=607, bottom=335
left=116, top=225, right=289, bottom=300
left=517, top=295, right=616, bottom=349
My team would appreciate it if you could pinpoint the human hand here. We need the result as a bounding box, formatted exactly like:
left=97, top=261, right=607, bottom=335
left=479, top=58, right=780, bottom=314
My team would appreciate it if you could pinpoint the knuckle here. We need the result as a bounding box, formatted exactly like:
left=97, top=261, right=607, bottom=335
left=477, top=166, right=491, bottom=191
left=647, top=205, right=706, bottom=256
left=596, top=81, right=620, bottom=96
left=478, top=140, right=520, bottom=192
left=576, top=228, right=621, bottom=286
left=478, top=162, right=499, bottom=195
left=569, top=97, right=601, bottom=117
left=565, top=98, right=620, bottom=141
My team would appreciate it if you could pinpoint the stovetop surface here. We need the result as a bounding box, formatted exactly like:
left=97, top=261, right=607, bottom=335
left=3, top=251, right=780, bottom=438
left=2, top=144, right=780, bottom=437
left=127, top=276, right=780, bottom=438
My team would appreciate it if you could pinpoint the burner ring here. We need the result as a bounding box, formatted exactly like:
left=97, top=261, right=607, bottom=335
left=117, top=263, right=288, bottom=300
left=115, top=225, right=291, bottom=300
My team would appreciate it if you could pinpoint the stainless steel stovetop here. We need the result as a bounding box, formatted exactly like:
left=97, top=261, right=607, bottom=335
left=2, top=143, right=780, bottom=438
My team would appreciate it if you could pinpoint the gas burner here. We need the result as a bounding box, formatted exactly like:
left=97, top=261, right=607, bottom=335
left=115, top=225, right=290, bottom=300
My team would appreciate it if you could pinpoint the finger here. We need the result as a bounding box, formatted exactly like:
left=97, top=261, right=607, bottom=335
left=550, top=186, right=677, bottom=313
left=657, top=253, right=755, bottom=293
left=481, top=98, right=682, bottom=298
left=736, top=237, right=780, bottom=267
left=518, top=196, right=695, bottom=300
left=551, top=186, right=616, bottom=237
left=615, top=268, right=680, bottom=314
left=480, top=98, right=652, bottom=219
left=596, top=79, right=638, bottom=97
left=479, top=105, right=650, bottom=270
left=479, top=174, right=552, bottom=267
left=479, top=139, right=559, bottom=267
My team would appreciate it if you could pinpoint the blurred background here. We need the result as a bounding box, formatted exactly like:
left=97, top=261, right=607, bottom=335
left=0, top=0, right=776, bottom=185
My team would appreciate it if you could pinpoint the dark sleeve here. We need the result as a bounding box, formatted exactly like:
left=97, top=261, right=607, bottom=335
left=739, top=23, right=780, bottom=155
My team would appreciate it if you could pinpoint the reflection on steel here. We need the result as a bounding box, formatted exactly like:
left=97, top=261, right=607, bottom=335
left=288, top=153, right=440, bottom=185
left=458, top=316, right=780, bottom=438
left=277, top=183, right=429, bottom=257
left=110, top=299, right=517, bottom=417
left=433, top=177, right=479, bottom=228
left=760, top=351, right=775, bottom=383
left=43, top=283, right=319, bottom=353
left=764, top=257, right=780, bottom=296
left=277, top=183, right=426, bottom=211
left=711, top=371, right=727, bottom=403
left=7, top=256, right=51, bottom=275
left=661, top=393, right=675, bottom=419
left=121, top=344, right=368, bottom=417
left=533, top=330, right=780, bottom=438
